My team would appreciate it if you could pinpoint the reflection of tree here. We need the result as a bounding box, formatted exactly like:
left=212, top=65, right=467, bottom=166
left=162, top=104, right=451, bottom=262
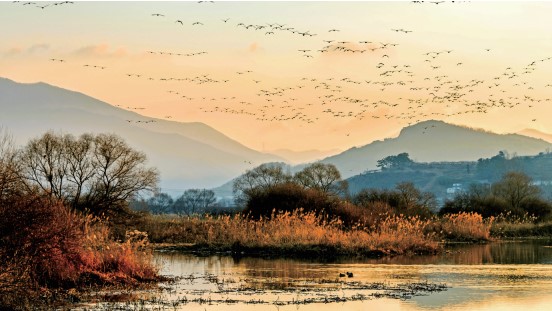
left=489, top=240, right=552, bottom=264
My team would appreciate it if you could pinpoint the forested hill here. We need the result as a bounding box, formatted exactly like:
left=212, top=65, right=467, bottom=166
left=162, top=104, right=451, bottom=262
left=347, top=151, right=552, bottom=203
left=319, top=120, right=552, bottom=179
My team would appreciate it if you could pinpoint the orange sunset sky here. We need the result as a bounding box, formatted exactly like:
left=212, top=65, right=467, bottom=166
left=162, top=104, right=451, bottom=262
left=2, top=1, right=552, bottom=152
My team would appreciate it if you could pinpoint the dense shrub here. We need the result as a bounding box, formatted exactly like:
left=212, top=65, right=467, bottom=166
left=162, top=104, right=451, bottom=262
left=0, top=195, right=86, bottom=288
left=0, top=194, right=159, bottom=296
left=352, top=185, right=435, bottom=218
left=442, top=172, right=552, bottom=222
left=353, top=188, right=402, bottom=209
left=243, top=182, right=342, bottom=219
left=520, top=198, right=552, bottom=221
left=441, top=195, right=510, bottom=219
left=442, top=195, right=552, bottom=221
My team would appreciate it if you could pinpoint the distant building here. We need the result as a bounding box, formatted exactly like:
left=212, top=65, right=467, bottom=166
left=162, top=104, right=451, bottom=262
left=446, top=183, right=464, bottom=199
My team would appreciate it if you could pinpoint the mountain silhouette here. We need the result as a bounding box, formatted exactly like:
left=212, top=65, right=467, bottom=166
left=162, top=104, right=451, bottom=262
left=318, top=120, right=552, bottom=179
left=0, top=77, right=283, bottom=192
left=517, top=128, right=552, bottom=144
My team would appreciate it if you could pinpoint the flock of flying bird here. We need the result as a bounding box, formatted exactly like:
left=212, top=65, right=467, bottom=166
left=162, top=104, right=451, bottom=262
left=10, top=0, right=549, bottom=133
left=12, top=1, right=74, bottom=9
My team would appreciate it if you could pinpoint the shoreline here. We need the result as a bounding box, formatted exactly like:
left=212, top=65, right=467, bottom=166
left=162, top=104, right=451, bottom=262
left=151, top=236, right=552, bottom=260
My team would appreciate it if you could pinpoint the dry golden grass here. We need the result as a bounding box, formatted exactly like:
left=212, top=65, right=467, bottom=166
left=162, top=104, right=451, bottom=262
left=80, top=218, right=159, bottom=285
left=142, top=210, right=441, bottom=256
left=439, top=212, right=493, bottom=241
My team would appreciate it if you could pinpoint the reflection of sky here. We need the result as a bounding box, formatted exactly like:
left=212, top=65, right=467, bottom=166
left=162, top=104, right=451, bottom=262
left=151, top=241, right=552, bottom=311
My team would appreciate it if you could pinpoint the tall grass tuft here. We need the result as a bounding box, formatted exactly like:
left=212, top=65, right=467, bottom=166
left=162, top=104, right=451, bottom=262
left=439, top=212, right=493, bottom=241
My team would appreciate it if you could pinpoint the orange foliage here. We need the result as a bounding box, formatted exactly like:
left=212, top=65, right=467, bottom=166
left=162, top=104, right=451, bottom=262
left=0, top=195, right=158, bottom=290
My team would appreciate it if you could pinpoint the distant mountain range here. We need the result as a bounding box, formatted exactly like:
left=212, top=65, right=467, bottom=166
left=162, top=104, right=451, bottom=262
left=213, top=121, right=552, bottom=199
left=3, top=77, right=552, bottom=198
left=0, top=77, right=283, bottom=192
left=267, top=148, right=342, bottom=164
left=318, top=120, right=552, bottom=179
left=517, top=128, right=552, bottom=144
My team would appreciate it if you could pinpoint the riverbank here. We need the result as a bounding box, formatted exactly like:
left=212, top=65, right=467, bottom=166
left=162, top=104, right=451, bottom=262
left=78, top=240, right=552, bottom=311
left=137, top=211, right=493, bottom=258
left=491, top=220, right=552, bottom=238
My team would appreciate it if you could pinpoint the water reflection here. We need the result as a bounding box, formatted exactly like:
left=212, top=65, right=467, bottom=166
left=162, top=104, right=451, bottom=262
left=81, top=240, right=552, bottom=310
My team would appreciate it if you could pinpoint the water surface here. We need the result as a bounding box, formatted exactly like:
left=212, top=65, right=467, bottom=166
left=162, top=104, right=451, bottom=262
left=84, top=240, right=552, bottom=310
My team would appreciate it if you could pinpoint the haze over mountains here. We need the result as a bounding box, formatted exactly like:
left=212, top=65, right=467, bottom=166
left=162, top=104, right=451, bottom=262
left=267, top=148, right=342, bottom=164
left=2, top=77, right=552, bottom=196
left=518, top=128, right=552, bottom=144
left=319, top=120, right=552, bottom=179
left=0, top=77, right=284, bottom=191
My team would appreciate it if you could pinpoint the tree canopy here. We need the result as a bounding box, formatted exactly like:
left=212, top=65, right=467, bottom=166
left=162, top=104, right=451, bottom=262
left=376, top=152, right=414, bottom=170
left=294, top=163, right=348, bottom=196
left=232, top=163, right=291, bottom=206
left=18, top=132, right=159, bottom=217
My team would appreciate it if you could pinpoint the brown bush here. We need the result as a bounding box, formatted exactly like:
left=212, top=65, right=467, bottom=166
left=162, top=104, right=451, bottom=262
left=0, top=194, right=159, bottom=293
left=336, top=200, right=395, bottom=230
left=0, top=195, right=85, bottom=288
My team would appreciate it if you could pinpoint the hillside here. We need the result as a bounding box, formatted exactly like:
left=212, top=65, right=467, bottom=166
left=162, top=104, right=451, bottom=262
left=0, top=77, right=283, bottom=191
left=347, top=151, right=552, bottom=204
left=319, top=120, right=552, bottom=179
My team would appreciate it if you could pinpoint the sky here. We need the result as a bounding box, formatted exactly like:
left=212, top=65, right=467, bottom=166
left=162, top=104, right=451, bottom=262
left=2, top=0, right=552, bottom=153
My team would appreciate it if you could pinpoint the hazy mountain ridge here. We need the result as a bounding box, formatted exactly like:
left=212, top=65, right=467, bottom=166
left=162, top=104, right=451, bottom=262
left=518, top=128, right=552, bottom=144
left=213, top=123, right=552, bottom=199
left=267, top=148, right=342, bottom=164
left=4, top=77, right=552, bottom=197
left=319, top=120, right=552, bottom=179
left=0, top=77, right=283, bottom=191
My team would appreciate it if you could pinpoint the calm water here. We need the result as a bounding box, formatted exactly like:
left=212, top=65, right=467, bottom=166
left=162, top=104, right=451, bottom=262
left=83, top=240, right=552, bottom=311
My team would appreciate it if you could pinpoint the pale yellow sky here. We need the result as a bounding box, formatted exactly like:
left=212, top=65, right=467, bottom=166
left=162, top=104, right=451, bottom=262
left=1, top=1, right=552, bottom=152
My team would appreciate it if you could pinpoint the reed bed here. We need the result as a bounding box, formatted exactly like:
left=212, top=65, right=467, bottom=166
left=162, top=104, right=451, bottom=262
left=438, top=212, right=494, bottom=241
left=142, top=210, right=441, bottom=256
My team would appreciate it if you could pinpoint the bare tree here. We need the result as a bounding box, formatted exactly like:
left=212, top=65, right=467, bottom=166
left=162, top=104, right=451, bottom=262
left=395, top=182, right=436, bottom=212
left=19, top=132, right=159, bottom=217
left=232, top=163, right=291, bottom=206
left=147, top=192, right=174, bottom=214
left=174, top=189, right=216, bottom=216
left=19, top=132, right=68, bottom=199
left=492, top=171, right=540, bottom=210
left=87, top=133, right=158, bottom=216
left=63, top=134, right=96, bottom=208
left=0, top=127, right=22, bottom=202
left=294, top=163, right=348, bottom=196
